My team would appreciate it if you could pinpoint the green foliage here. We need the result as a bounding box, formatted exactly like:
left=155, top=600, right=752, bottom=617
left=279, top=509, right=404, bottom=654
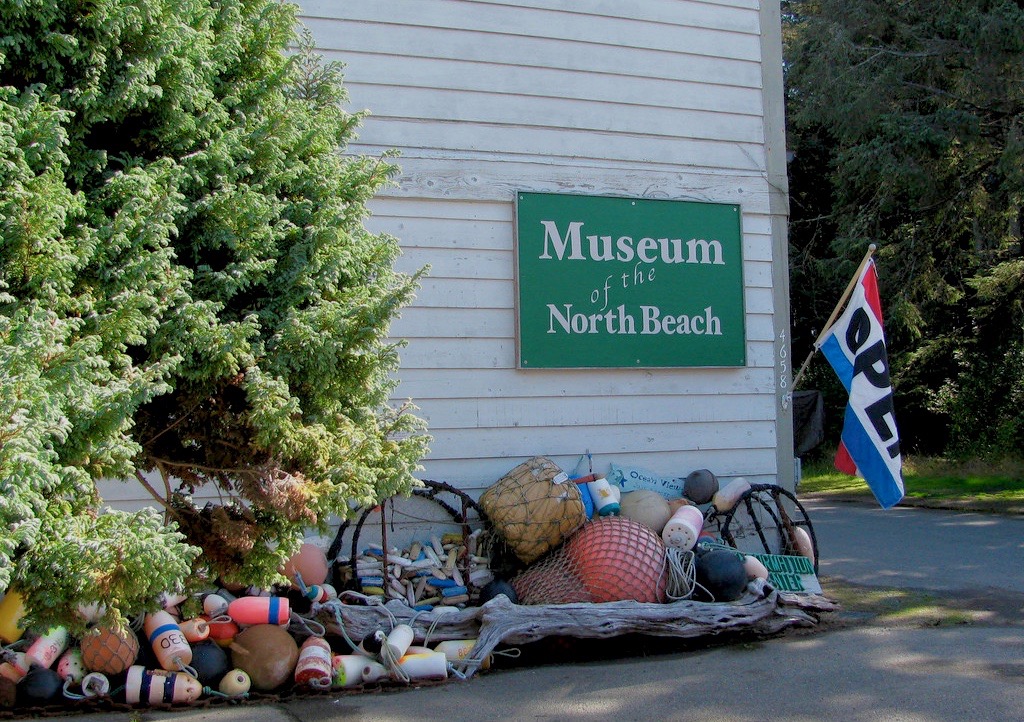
left=1, top=0, right=428, bottom=630
left=785, top=0, right=1024, bottom=455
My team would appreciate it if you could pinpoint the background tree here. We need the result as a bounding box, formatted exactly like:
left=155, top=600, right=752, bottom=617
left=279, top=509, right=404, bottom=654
left=0, top=0, right=428, bottom=632
left=784, top=0, right=1024, bottom=457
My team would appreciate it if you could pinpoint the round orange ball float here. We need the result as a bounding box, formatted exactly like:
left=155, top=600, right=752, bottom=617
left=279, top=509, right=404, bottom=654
left=280, top=543, right=329, bottom=588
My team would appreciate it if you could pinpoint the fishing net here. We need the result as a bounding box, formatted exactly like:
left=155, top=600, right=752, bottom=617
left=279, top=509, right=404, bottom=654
left=478, top=457, right=588, bottom=565
left=511, top=516, right=668, bottom=605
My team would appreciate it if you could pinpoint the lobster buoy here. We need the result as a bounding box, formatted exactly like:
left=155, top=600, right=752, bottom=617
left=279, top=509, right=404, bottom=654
left=143, top=611, right=192, bottom=671
left=79, top=625, right=139, bottom=675
left=179, top=617, right=210, bottom=643
left=695, top=549, right=748, bottom=602
left=0, top=591, right=27, bottom=644
left=384, top=624, right=415, bottom=661
left=17, top=667, right=62, bottom=704
left=205, top=616, right=240, bottom=648
left=227, top=596, right=290, bottom=626
left=190, top=640, right=230, bottom=686
left=229, top=624, right=298, bottom=691
left=791, top=525, right=816, bottom=564
left=294, top=636, right=332, bottom=688
left=684, top=469, right=719, bottom=505
left=744, top=554, right=770, bottom=581
left=124, top=665, right=202, bottom=705
left=332, top=655, right=371, bottom=689
left=218, top=668, right=251, bottom=696
left=25, top=627, right=69, bottom=670
left=281, top=543, right=329, bottom=588
left=0, top=653, right=27, bottom=683
left=397, top=651, right=448, bottom=681
left=661, top=504, right=705, bottom=551
left=712, top=478, right=751, bottom=513
left=434, top=639, right=491, bottom=670
left=202, top=593, right=230, bottom=618
left=587, top=477, right=620, bottom=516
left=56, top=649, right=87, bottom=684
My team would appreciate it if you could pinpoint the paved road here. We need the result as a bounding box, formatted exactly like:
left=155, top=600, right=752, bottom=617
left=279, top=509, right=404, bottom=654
left=48, top=501, right=1024, bottom=722
left=804, top=498, right=1024, bottom=594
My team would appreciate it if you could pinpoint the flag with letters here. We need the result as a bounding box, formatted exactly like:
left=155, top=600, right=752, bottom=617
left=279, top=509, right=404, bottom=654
left=819, top=259, right=904, bottom=508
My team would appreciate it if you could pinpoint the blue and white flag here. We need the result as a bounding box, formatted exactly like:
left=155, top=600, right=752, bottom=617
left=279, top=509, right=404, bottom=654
left=819, top=259, right=904, bottom=509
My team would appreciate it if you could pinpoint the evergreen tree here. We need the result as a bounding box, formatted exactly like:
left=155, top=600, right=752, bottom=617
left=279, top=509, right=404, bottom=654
left=0, top=0, right=428, bottom=632
left=785, top=0, right=1024, bottom=456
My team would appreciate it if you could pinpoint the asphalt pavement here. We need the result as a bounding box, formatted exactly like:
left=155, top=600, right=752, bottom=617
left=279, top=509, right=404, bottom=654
left=38, top=499, right=1024, bottom=722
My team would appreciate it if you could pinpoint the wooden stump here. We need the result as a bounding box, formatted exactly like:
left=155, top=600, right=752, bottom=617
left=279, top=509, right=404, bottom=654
left=320, top=589, right=837, bottom=678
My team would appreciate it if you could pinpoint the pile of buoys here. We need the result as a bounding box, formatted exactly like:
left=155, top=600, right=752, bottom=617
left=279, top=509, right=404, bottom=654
left=0, top=542, right=498, bottom=712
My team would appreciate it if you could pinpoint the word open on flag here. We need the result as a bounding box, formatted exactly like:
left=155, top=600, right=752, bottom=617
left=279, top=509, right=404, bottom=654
left=819, top=258, right=904, bottom=509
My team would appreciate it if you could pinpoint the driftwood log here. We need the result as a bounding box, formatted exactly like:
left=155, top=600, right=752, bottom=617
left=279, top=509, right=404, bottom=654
left=320, top=589, right=837, bottom=678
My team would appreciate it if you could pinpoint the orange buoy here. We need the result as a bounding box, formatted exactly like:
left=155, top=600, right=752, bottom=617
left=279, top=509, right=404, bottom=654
left=227, top=596, right=290, bottom=626
left=205, top=616, right=240, bottom=648
left=80, top=625, right=140, bottom=675
left=179, top=617, right=210, bottom=643
left=281, top=543, right=329, bottom=588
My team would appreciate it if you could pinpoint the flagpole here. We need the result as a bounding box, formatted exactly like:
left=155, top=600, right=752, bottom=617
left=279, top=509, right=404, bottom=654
left=792, top=244, right=876, bottom=390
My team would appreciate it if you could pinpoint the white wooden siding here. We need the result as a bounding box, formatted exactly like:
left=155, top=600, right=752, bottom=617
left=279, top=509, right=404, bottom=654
left=97, top=0, right=791, bottom=515
left=305, top=0, right=788, bottom=495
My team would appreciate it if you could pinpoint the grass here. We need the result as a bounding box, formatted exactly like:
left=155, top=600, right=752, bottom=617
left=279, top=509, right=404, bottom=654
left=799, top=452, right=1024, bottom=512
left=818, top=578, right=1010, bottom=629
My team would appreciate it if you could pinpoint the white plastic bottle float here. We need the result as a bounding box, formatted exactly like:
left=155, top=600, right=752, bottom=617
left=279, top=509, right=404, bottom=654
left=587, top=477, right=620, bottom=516
left=434, top=638, right=492, bottom=671
left=396, top=651, right=448, bottom=681
left=661, top=505, right=706, bottom=551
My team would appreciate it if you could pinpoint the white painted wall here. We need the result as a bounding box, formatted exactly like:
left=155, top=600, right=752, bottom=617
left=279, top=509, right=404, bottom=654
left=302, top=0, right=792, bottom=496
left=97, top=0, right=793, bottom=515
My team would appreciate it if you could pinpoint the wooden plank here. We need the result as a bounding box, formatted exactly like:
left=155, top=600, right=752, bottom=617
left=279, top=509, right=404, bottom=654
left=391, top=366, right=777, bottom=398
left=395, top=336, right=776, bottom=368
left=337, top=52, right=765, bottom=116
left=744, top=287, right=774, bottom=314
left=421, top=419, right=778, bottom=457
left=362, top=158, right=773, bottom=214
left=300, top=21, right=764, bottom=90
left=411, top=277, right=513, bottom=309
left=394, top=248, right=512, bottom=280
left=416, top=448, right=779, bottom=490
left=390, top=306, right=776, bottom=342
left=457, top=0, right=761, bottom=34
left=300, top=2, right=763, bottom=62
left=346, top=119, right=766, bottom=173
left=345, top=83, right=766, bottom=145
left=413, top=392, right=775, bottom=429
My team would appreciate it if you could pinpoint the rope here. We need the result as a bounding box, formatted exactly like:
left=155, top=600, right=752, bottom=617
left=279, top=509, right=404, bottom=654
left=663, top=547, right=699, bottom=601
left=377, top=636, right=410, bottom=684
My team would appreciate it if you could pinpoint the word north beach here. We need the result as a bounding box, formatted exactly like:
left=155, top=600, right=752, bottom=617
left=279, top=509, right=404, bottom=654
left=548, top=304, right=722, bottom=336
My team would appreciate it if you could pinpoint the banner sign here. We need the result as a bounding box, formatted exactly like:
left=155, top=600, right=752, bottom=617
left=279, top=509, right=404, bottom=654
left=515, top=192, right=745, bottom=368
left=819, top=258, right=904, bottom=509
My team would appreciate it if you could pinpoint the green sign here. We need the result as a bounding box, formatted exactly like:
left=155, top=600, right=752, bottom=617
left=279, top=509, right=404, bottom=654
left=515, top=192, right=745, bottom=368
